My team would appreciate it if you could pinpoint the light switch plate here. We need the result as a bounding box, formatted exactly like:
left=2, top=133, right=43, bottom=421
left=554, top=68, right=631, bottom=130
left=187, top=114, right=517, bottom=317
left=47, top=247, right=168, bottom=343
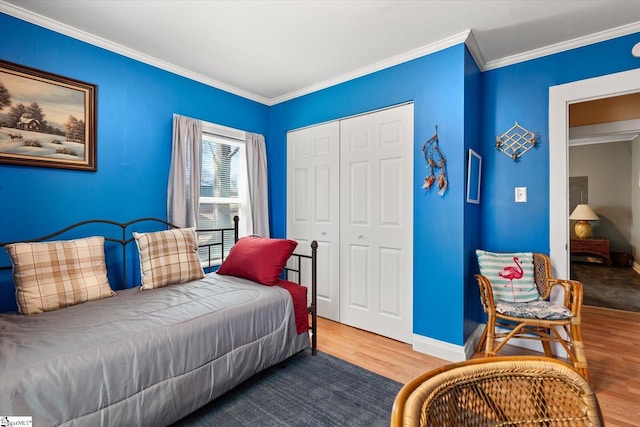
left=515, top=187, right=527, bottom=202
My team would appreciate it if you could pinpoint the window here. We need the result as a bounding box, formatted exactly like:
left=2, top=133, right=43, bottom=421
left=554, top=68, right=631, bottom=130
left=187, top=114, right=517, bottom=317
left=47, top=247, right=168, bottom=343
left=198, top=123, right=248, bottom=265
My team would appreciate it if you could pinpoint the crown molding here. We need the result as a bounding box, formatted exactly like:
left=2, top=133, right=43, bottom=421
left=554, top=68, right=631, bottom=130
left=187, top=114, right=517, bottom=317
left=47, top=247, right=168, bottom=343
left=569, top=133, right=639, bottom=146
left=0, top=1, right=271, bottom=105
left=2, top=0, right=470, bottom=106
left=483, top=21, right=640, bottom=71
left=569, top=119, right=640, bottom=146
left=2, top=0, right=638, bottom=105
left=463, top=30, right=486, bottom=70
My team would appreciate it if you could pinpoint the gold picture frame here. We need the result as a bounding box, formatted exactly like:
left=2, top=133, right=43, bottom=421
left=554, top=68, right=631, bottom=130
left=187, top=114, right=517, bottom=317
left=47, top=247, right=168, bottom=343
left=0, top=60, right=97, bottom=171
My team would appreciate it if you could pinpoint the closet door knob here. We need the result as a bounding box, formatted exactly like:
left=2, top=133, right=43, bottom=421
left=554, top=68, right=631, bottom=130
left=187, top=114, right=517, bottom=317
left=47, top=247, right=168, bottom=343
left=357, top=234, right=364, bottom=239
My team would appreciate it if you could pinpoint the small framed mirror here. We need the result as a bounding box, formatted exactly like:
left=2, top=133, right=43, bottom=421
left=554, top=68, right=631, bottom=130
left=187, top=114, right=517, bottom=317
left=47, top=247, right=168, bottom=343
left=466, top=149, right=482, bottom=204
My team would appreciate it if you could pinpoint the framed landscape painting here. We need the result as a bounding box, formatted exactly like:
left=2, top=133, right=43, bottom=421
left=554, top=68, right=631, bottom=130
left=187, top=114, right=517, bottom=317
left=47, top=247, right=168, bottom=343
left=0, top=60, right=97, bottom=171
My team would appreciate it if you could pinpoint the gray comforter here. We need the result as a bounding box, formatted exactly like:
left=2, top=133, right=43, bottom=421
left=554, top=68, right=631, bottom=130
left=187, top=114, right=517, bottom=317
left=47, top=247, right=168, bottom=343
left=0, top=272, right=309, bottom=427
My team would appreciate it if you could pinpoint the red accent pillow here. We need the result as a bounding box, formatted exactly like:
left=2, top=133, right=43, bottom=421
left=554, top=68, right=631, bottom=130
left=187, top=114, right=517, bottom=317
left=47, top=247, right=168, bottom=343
left=216, top=236, right=298, bottom=285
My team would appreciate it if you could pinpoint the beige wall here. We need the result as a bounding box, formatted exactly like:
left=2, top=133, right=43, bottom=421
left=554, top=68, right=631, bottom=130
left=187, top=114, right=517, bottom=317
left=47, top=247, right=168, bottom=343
left=569, top=141, right=633, bottom=253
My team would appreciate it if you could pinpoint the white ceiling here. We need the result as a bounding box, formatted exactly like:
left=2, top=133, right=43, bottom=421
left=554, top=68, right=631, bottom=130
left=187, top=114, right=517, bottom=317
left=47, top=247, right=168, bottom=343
left=2, top=0, right=640, bottom=105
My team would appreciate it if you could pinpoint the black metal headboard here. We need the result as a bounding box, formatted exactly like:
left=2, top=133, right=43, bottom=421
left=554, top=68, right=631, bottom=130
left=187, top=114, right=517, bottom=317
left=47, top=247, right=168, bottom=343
left=0, top=216, right=239, bottom=290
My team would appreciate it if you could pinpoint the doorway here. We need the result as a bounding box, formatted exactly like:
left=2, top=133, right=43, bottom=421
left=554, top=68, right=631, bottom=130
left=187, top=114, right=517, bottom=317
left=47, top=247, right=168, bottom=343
left=568, top=138, right=640, bottom=312
left=549, top=68, right=640, bottom=279
left=567, top=93, right=640, bottom=311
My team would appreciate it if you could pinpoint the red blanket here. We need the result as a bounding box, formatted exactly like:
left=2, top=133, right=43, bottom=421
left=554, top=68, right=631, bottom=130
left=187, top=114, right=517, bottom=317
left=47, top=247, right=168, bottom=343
left=275, top=279, right=309, bottom=334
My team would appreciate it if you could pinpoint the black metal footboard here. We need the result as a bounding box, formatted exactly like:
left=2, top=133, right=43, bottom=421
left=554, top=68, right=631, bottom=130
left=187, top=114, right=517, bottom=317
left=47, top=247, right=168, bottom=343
left=284, top=240, right=318, bottom=355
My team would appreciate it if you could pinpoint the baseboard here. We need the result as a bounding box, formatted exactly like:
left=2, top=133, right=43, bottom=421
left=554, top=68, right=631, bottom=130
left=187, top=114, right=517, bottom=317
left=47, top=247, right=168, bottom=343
left=412, top=324, right=567, bottom=361
left=465, top=324, right=486, bottom=359
left=412, top=324, right=485, bottom=362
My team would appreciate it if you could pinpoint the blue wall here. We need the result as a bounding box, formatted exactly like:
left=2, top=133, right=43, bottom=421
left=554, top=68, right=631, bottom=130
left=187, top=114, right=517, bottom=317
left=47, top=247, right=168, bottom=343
left=0, top=14, right=269, bottom=311
left=2, top=12, right=639, bottom=350
left=463, top=47, right=483, bottom=339
left=480, top=34, right=640, bottom=254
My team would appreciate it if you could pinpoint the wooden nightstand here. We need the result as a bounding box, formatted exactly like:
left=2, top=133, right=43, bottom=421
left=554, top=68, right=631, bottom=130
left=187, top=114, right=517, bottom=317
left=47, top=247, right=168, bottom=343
left=570, top=238, right=611, bottom=264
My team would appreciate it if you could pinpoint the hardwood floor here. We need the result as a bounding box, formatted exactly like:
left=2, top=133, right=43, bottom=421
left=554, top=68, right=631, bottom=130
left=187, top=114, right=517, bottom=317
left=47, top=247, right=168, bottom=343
left=316, top=305, right=640, bottom=427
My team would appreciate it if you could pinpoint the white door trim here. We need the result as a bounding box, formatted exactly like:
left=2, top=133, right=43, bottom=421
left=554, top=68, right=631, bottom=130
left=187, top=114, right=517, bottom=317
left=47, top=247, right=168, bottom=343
left=286, top=102, right=414, bottom=134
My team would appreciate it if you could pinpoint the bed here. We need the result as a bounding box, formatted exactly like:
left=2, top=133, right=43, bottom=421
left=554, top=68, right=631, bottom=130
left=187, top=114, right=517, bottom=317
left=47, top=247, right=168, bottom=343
left=0, top=217, right=317, bottom=427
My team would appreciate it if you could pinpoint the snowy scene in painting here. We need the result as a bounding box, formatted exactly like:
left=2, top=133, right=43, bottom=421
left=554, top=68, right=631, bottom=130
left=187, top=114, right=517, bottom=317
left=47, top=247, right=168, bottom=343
left=0, top=127, right=85, bottom=161
left=0, top=65, right=88, bottom=163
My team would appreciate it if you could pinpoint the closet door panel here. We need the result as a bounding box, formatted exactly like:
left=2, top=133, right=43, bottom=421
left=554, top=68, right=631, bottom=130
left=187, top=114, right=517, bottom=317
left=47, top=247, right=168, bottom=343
left=315, top=166, right=331, bottom=222
left=292, top=168, right=309, bottom=222
left=347, top=244, right=370, bottom=309
left=340, top=104, right=413, bottom=343
left=380, top=157, right=402, bottom=225
left=379, top=246, right=402, bottom=317
left=287, top=122, right=340, bottom=321
left=348, top=161, right=371, bottom=224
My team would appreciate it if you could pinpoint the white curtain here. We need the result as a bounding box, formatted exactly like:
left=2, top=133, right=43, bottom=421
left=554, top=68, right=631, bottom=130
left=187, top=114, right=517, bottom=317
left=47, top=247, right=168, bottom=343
left=246, top=132, right=270, bottom=237
left=167, top=114, right=202, bottom=228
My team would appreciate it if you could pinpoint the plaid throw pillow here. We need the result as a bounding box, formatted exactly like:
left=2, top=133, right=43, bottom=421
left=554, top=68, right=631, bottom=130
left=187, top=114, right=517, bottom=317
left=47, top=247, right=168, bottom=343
left=5, top=236, right=115, bottom=315
left=476, top=250, right=541, bottom=303
left=133, top=228, right=204, bottom=290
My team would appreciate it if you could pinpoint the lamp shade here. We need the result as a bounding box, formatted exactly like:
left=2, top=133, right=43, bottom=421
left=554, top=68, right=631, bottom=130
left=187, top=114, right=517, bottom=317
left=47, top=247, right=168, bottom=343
left=569, top=204, right=599, bottom=221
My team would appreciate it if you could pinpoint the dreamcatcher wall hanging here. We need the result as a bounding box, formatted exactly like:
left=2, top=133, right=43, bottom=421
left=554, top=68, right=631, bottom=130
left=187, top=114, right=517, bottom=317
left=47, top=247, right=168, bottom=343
left=421, top=126, right=448, bottom=196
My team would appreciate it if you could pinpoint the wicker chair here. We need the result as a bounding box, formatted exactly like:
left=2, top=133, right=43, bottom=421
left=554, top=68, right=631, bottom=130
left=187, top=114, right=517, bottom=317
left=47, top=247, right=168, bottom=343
left=390, top=356, right=604, bottom=427
left=475, top=253, right=589, bottom=379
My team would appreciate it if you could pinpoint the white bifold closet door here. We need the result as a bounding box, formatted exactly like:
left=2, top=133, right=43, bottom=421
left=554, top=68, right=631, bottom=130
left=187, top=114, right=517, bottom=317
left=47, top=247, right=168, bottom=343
left=286, top=103, right=413, bottom=343
left=287, top=122, right=341, bottom=321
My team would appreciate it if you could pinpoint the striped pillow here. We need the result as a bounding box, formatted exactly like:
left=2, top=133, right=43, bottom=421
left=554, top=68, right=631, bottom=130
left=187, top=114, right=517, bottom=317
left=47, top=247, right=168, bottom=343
left=476, top=250, right=541, bottom=303
left=133, top=228, right=204, bottom=290
left=5, top=236, right=115, bottom=315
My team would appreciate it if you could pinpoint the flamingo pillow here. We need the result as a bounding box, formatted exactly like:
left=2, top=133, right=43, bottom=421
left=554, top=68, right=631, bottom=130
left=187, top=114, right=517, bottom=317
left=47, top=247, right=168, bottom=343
left=476, top=250, right=541, bottom=303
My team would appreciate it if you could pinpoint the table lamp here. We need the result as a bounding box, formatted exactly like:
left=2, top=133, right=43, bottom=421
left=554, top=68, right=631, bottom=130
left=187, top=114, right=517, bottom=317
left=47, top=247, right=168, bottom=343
left=569, top=204, right=599, bottom=239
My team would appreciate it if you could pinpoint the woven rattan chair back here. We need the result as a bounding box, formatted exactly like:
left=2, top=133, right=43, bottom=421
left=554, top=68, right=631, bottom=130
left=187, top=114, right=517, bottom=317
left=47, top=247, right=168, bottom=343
left=475, top=252, right=589, bottom=379
left=390, top=357, right=604, bottom=427
left=532, top=253, right=551, bottom=296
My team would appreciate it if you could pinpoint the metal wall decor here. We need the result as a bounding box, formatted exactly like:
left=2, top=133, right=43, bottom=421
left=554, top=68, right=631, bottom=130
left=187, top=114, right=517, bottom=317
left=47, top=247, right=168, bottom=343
left=495, top=121, right=537, bottom=161
left=421, top=126, right=448, bottom=196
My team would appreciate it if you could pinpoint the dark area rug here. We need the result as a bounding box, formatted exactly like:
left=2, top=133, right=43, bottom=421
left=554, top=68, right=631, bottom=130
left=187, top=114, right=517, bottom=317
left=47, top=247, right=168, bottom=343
left=171, top=350, right=402, bottom=427
left=571, top=261, right=640, bottom=312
